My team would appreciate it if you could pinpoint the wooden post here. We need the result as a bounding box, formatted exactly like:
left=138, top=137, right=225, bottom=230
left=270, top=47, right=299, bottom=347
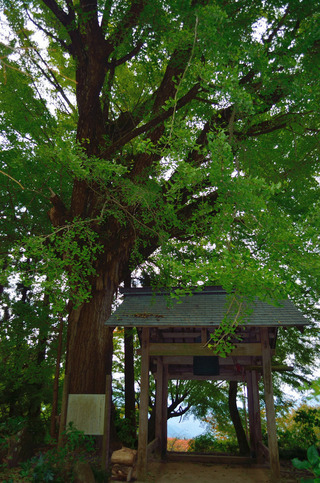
left=261, top=328, right=280, bottom=481
left=155, top=357, right=164, bottom=454
left=246, top=369, right=263, bottom=460
left=161, top=364, right=168, bottom=458
left=137, top=328, right=150, bottom=480
left=102, top=373, right=112, bottom=470
left=201, top=328, right=207, bottom=344
left=125, top=327, right=137, bottom=440
left=58, top=373, right=69, bottom=448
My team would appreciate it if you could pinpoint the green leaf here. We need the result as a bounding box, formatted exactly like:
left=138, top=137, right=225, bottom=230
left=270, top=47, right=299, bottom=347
left=292, top=458, right=312, bottom=470
left=307, top=445, right=320, bottom=466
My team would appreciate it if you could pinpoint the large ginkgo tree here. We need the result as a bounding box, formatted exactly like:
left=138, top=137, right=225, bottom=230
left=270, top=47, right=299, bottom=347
left=0, top=0, right=319, bottom=397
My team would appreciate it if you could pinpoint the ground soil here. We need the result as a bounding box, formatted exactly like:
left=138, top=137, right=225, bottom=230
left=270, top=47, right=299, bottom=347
left=134, top=459, right=307, bottom=483
left=1, top=452, right=309, bottom=482
left=144, top=461, right=272, bottom=482
left=110, top=457, right=310, bottom=482
left=1, top=459, right=307, bottom=482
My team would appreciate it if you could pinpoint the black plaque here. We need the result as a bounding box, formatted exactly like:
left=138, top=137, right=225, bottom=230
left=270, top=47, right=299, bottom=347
left=193, top=356, right=220, bottom=376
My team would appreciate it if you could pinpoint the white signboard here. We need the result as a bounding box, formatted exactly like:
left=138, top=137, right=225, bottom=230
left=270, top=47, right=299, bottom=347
left=66, top=394, right=105, bottom=435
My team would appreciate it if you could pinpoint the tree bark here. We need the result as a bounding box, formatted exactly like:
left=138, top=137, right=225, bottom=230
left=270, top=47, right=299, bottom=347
left=65, top=283, right=115, bottom=394
left=228, top=381, right=250, bottom=456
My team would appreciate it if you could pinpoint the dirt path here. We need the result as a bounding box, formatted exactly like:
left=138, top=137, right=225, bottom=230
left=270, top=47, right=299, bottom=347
left=141, top=461, right=299, bottom=483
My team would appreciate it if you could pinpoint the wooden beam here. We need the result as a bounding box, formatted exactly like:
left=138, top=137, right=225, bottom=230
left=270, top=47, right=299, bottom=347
left=162, top=355, right=253, bottom=365
left=147, top=438, right=160, bottom=459
left=258, top=442, right=270, bottom=461
left=162, top=332, right=201, bottom=338
left=245, top=365, right=293, bottom=372
left=261, top=328, right=280, bottom=481
left=149, top=342, right=262, bottom=357
left=159, top=356, right=291, bottom=372
left=167, top=453, right=255, bottom=465
left=168, top=374, right=243, bottom=381
left=137, top=328, right=150, bottom=480
left=163, top=356, right=194, bottom=365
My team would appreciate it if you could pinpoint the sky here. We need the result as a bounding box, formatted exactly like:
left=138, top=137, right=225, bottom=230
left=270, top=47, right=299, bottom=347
left=168, top=414, right=208, bottom=439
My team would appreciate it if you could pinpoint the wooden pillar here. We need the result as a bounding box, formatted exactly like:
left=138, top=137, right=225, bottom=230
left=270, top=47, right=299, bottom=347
left=261, top=328, right=280, bottom=481
left=155, top=357, right=164, bottom=453
left=246, top=369, right=263, bottom=460
left=102, top=374, right=112, bottom=470
left=155, top=358, right=168, bottom=458
left=161, top=364, right=168, bottom=458
left=137, top=328, right=150, bottom=480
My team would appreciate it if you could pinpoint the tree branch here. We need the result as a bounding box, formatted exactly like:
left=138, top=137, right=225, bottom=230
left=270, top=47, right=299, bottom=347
left=48, top=188, right=70, bottom=227
left=152, top=48, right=193, bottom=114
left=106, top=41, right=144, bottom=70
left=41, top=0, right=73, bottom=28
left=101, top=83, right=201, bottom=157
left=101, top=0, right=113, bottom=33
left=79, top=0, right=98, bottom=12
left=65, top=0, right=76, bottom=18
left=26, top=9, right=72, bottom=54
left=107, top=0, right=147, bottom=49
left=241, top=113, right=298, bottom=137
left=28, top=47, right=75, bottom=113
left=264, top=5, right=290, bottom=45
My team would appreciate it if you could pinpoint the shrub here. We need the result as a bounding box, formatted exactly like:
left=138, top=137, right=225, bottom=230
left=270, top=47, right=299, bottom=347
left=14, top=423, right=97, bottom=482
left=278, top=405, right=320, bottom=458
left=188, top=433, right=238, bottom=454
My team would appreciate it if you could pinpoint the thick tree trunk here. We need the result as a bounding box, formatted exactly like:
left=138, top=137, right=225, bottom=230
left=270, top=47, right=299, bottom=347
left=65, top=283, right=115, bottom=394
left=228, top=381, right=250, bottom=456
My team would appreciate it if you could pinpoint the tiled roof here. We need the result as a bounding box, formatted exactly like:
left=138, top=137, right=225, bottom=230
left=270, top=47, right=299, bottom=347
left=106, top=286, right=309, bottom=328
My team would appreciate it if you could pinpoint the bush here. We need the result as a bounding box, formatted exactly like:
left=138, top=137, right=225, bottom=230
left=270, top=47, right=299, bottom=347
left=0, top=417, right=26, bottom=459
left=278, top=405, right=320, bottom=458
left=188, top=433, right=238, bottom=454
left=17, top=423, right=97, bottom=482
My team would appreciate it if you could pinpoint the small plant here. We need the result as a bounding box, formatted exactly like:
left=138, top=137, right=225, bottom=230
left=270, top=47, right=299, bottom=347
left=292, top=445, right=320, bottom=482
left=113, top=410, right=137, bottom=449
left=91, top=465, right=111, bottom=482
left=64, top=421, right=95, bottom=452
left=32, top=454, right=56, bottom=482
left=19, top=459, right=33, bottom=479
left=11, top=423, right=97, bottom=482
